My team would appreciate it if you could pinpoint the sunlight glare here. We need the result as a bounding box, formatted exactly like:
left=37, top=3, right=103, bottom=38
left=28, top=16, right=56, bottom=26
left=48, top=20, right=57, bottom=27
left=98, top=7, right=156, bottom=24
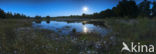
left=83, top=25, right=88, bottom=33
left=82, top=6, right=89, bottom=13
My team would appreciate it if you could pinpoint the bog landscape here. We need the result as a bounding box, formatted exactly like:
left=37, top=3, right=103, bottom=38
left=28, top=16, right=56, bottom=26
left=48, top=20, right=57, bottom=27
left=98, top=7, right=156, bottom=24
left=0, top=0, right=156, bottom=54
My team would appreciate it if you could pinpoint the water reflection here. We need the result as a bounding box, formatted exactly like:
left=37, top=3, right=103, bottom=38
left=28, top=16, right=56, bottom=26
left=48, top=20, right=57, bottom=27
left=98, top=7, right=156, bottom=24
left=34, top=20, right=41, bottom=24
left=46, top=20, right=50, bottom=24
left=83, top=25, right=88, bottom=33
left=32, top=21, right=110, bottom=35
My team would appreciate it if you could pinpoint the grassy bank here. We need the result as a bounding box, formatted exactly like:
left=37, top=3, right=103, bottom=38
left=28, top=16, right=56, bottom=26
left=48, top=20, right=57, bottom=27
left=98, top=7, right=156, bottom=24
left=0, top=18, right=156, bottom=54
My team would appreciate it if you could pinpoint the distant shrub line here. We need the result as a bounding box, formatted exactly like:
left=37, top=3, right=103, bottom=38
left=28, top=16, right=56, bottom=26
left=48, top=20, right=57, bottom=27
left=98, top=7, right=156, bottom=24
left=0, top=0, right=156, bottom=19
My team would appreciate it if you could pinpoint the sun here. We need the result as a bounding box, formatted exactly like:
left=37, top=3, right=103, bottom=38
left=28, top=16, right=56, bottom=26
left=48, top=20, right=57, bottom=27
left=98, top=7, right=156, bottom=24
left=82, top=6, right=88, bottom=13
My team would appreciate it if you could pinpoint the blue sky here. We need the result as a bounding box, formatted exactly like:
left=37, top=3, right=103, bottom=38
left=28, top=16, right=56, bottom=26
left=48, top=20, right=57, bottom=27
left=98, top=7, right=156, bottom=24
left=0, top=0, right=155, bottom=17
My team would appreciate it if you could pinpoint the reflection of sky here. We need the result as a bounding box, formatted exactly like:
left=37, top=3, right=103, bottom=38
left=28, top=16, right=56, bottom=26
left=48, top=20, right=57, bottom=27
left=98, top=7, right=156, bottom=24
left=32, top=21, right=109, bottom=35
left=0, top=0, right=154, bottom=17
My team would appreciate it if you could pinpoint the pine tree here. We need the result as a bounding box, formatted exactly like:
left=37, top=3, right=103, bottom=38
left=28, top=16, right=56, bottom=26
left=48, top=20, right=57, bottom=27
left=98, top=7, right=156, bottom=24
left=138, top=0, right=151, bottom=17
left=127, top=0, right=138, bottom=17
left=114, top=0, right=138, bottom=18
left=0, top=8, right=6, bottom=19
left=152, top=1, right=156, bottom=16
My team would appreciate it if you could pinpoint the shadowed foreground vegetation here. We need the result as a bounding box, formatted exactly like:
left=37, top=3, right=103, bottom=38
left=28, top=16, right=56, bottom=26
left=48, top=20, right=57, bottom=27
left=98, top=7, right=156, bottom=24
left=0, top=18, right=156, bottom=54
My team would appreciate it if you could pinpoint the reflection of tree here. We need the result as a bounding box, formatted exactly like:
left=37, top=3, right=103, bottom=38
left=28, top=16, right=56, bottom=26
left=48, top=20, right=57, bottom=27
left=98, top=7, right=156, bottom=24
left=35, top=20, right=41, bottom=24
left=46, top=20, right=50, bottom=24
left=65, top=21, right=108, bottom=28
left=86, top=21, right=108, bottom=28
left=66, top=21, right=80, bottom=23
left=82, top=22, right=86, bottom=25
left=72, top=28, right=76, bottom=33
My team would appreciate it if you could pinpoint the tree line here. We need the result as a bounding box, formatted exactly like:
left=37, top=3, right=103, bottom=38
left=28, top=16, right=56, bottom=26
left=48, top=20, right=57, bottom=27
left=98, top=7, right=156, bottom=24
left=82, top=0, right=156, bottom=18
left=1, top=0, right=156, bottom=19
left=0, top=8, right=51, bottom=19
left=0, top=9, right=30, bottom=19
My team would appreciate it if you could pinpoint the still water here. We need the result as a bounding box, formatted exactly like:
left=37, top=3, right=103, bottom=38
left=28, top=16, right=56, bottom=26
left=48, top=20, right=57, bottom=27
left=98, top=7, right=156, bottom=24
left=32, top=21, right=110, bottom=36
